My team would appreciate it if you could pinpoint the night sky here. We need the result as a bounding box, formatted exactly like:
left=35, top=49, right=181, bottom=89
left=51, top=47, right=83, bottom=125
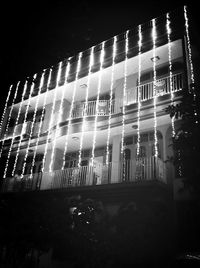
left=0, top=0, right=199, bottom=115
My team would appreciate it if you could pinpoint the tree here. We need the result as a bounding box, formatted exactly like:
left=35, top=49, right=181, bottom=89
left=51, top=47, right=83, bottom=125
left=165, top=82, right=200, bottom=193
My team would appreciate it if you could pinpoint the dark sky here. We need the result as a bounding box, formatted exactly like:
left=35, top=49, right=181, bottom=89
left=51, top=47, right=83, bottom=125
left=0, top=0, right=199, bottom=112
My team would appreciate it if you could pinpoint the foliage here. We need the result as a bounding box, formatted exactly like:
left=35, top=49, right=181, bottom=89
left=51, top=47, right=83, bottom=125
left=165, top=83, right=200, bottom=192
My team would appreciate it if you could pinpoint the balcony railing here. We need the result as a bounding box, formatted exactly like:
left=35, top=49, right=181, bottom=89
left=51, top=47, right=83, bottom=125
left=72, top=100, right=115, bottom=118
left=1, top=157, right=166, bottom=193
left=126, top=72, right=183, bottom=105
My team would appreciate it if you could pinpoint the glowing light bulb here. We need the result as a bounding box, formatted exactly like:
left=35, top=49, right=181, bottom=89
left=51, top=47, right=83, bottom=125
left=48, top=62, right=64, bottom=173
left=42, top=64, right=61, bottom=173
left=78, top=47, right=94, bottom=169
left=121, top=30, right=129, bottom=181
left=0, top=85, right=13, bottom=135
left=3, top=80, right=29, bottom=178
left=166, top=13, right=175, bottom=137
left=136, top=25, right=142, bottom=157
left=12, top=74, right=37, bottom=177
left=91, top=42, right=105, bottom=167
left=21, top=71, right=45, bottom=177
left=0, top=82, right=20, bottom=159
left=62, top=52, right=82, bottom=170
left=152, top=19, right=158, bottom=158
left=30, top=68, right=52, bottom=177
left=106, top=36, right=117, bottom=166
left=184, top=6, right=198, bottom=123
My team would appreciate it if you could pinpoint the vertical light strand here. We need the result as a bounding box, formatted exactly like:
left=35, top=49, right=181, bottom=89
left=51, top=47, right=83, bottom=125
left=78, top=47, right=94, bottom=168
left=49, top=61, right=69, bottom=172
left=166, top=13, right=175, bottom=137
left=42, top=63, right=62, bottom=173
left=0, top=82, right=20, bottom=158
left=152, top=19, right=158, bottom=158
left=0, top=84, right=13, bottom=135
left=12, top=74, right=37, bottom=177
left=30, top=68, right=52, bottom=177
left=21, top=71, right=45, bottom=177
left=62, top=52, right=82, bottom=170
left=136, top=25, right=142, bottom=156
left=106, top=36, right=117, bottom=166
left=184, top=5, right=198, bottom=124
left=3, top=80, right=28, bottom=178
left=91, top=42, right=105, bottom=167
left=121, top=31, right=129, bottom=182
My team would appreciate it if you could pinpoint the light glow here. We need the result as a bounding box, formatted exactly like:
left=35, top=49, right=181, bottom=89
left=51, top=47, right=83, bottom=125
left=91, top=42, right=105, bottom=167
left=78, top=47, right=94, bottom=168
left=152, top=19, right=158, bottom=158
left=0, top=82, right=20, bottom=158
left=120, top=31, right=129, bottom=181
left=3, top=80, right=29, bottom=178
left=62, top=53, right=83, bottom=170
left=184, top=6, right=198, bottom=123
left=30, top=69, right=52, bottom=177
left=166, top=13, right=175, bottom=137
left=12, top=74, right=37, bottom=177
left=21, top=71, right=45, bottom=177
left=48, top=62, right=63, bottom=172
left=42, top=63, right=62, bottom=173
left=106, top=36, right=117, bottom=166
left=136, top=25, right=142, bottom=156
left=0, top=85, right=13, bottom=135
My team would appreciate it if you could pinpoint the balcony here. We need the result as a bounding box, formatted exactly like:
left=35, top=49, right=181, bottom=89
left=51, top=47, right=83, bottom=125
left=1, top=156, right=166, bottom=193
left=72, top=100, right=115, bottom=119
left=125, top=72, right=183, bottom=105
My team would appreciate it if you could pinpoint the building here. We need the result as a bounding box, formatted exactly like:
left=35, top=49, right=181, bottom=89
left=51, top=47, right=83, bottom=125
left=0, top=5, right=198, bottom=266
left=0, top=6, right=193, bottom=195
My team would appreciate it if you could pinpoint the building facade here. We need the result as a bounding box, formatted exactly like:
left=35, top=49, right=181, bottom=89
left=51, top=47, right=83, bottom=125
left=0, top=7, right=194, bottom=194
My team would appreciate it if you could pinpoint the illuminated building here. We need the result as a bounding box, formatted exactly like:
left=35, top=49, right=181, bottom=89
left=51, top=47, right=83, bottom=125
left=0, top=6, right=194, bottom=195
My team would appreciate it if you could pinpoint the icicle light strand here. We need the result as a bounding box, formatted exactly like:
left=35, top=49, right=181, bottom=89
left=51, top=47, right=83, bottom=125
left=42, top=63, right=62, bottom=173
left=62, top=52, right=82, bottom=170
left=166, top=13, right=175, bottom=137
left=152, top=19, right=158, bottom=158
left=0, top=82, right=20, bottom=159
left=48, top=62, right=63, bottom=172
left=21, top=71, right=45, bottom=177
left=91, top=42, right=105, bottom=167
left=121, top=30, right=129, bottom=182
left=0, top=85, right=13, bottom=135
left=184, top=5, right=198, bottom=124
left=3, top=80, right=28, bottom=178
left=106, top=36, right=117, bottom=166
left=78, top=47, right=94, bottom=169
left=12, top=74, right=37, bottom=177
left=136, top=25, right=142, bottom=156
left=30, top=69, right=52, bottom=177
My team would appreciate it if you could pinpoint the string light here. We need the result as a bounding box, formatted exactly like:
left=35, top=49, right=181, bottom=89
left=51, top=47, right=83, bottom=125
left=12, top=74, right=37, bottom=177
left=3, top=80, right=28, bottom=178
left=106, top=36, right=117, bottom=166
left=48, top=62, right=63, bottom=172
left=184, top=5, right=198, bottom=124
left=48, top=60, right=71, bottom=172
left=136, top=25, right=142, bottom=156
left=62, top=52, right=82, bottom=170
left=30, top=68, right=52, bottom=177
left=120, top=31, right=129, bottom=181
left=21, top=71, right=45, bottom=178
left=0, top=85, right=13, bottom=135
left=78, top=47, right=94, bottom=169
left=0, top=82, right=20, bottom=159
left=166, top=13, right=175, bottom=137
left=152, top=18, right=158, bottom=158
left=42, top=63, right=62, bottom=173
left=91, top=42, right=105, bottom=167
